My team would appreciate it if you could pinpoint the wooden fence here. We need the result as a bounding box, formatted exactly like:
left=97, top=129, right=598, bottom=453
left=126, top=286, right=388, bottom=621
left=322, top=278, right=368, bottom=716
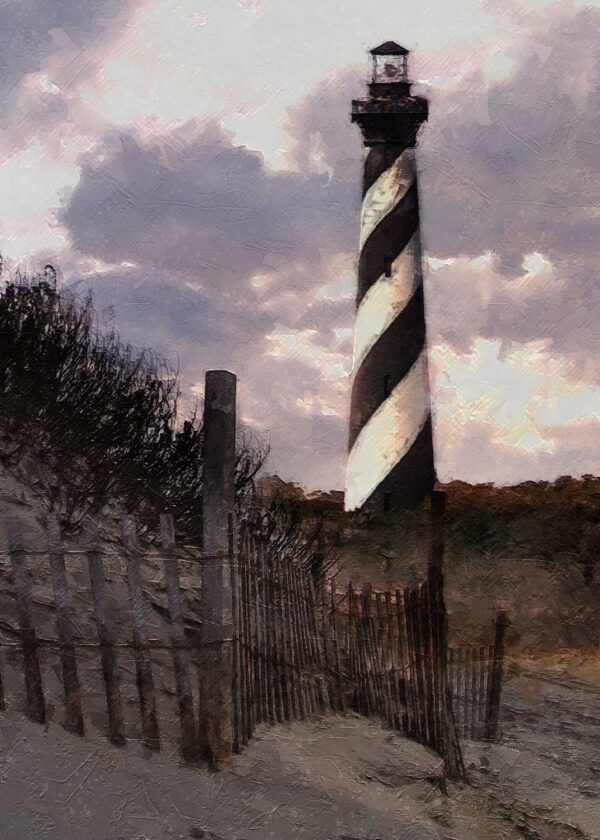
left=0, top=372, right=507, bottom=784
left=0, top=512, right=203, bottom=758
left=449, top=612, right=508, bottom=741
left=233, top=520, right=330, bottom=749
left=235, top=524, right=465, bottom=778
left=232, top=520, right=506, bottom=779
left=321, top=572, right=464, bottom=773
left=0, top=508, right=507, bottom=782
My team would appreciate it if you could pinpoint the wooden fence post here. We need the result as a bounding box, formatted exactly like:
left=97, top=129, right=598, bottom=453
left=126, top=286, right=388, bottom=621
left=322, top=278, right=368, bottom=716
left=383, top=591, right=399, bottom=729
left=395, top=588, right=413, bottom=735
left=47, top=513, right=84, bottom=735
left=229, top=512, right=245, bottom=750
left=329, top=581, right=346, bottom=713
left=478, top=645, right=487, bottom=737
left=470, top=647, right=478, bottom=740
left=7, top=518, right=45, bottom=724
left=484, top=611, right=508, bottom=741
left=272, top=543, right=292, bottom=722
left=122, top=516, right=160, bottom=751
left=266, top=543, right=284, bottom=723
left=347, top=582, right=360, bottom=712
left=235, top=521, right=250, bottom=744
left=84, top=516, right=125, bottom=746
left=239, top=526, right=255, bottom=738
left=160, top=512, right=198, bottom=760
left=201, top=369, right=236, bottom=770
left=0, top=655, right=4, bottom=712
left=306, top=572, right=330, bottom=712
left=427, top=490, right=465, bottom=780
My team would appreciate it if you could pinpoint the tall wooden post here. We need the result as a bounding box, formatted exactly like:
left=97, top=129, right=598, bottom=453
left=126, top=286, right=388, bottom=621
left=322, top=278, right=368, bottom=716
left=484, top=610, right=508, bottom=741
left=160, top=512, right=198, bottom=760
left=47, top=513, right=84, bottom=735
left=7, top=519, right=46, bottom=724
left=201, top=370, right=236, bottom=770
left=85, top=516, right=126, bottom=746
left=122, top=516, right=161, bottom=750
left=427, top=490, right=464, bottom=781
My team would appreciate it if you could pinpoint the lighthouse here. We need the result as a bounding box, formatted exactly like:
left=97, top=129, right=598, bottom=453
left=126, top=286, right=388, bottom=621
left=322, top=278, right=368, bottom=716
left=345, top=42, right=435, bottom=512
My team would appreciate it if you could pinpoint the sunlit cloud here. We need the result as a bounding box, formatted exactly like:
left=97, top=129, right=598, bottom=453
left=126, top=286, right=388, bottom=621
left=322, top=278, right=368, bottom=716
left=0, top=0, right=598, bottom=491
left=431, top=337, right=600, bottom=481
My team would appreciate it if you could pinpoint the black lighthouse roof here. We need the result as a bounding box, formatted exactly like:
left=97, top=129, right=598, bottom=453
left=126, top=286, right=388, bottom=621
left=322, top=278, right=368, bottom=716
left=370, top=41, right=409, bottom=55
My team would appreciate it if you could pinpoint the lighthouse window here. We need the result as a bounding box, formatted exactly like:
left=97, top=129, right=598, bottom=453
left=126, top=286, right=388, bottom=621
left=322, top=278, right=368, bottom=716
left=385, top=256, right=393, bottom=277
left=383, top=374, right=391, bottom=398
left=373, top=54, right=407, bottom=84
left=383, top=492, right=392, bottom=511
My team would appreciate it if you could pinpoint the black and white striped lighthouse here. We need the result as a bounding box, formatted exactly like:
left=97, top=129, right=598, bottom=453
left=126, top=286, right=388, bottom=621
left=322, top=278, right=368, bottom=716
left=345, top=42, right=435, bottom=512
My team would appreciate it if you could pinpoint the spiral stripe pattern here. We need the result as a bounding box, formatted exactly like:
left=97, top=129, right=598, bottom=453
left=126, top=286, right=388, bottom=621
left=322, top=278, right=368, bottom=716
left=345, top=147, right=435, bottom=511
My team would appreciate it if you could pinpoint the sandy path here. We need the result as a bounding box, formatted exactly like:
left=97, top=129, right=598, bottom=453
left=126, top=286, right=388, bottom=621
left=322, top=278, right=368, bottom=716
left=0, top=709, right=535, bottom=840
left=463, top=670, right=600, bottom=839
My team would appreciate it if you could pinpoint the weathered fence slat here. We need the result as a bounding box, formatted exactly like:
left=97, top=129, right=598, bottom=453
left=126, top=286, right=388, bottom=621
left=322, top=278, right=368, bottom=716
left=306, top=573, right=329, bottom=712
left=293, top=563, right=315, bottom=715
left=456, top=648, right=465, bottom=729
left=47, top=513, right=84, bottom=736
left=470, top=646, right=478, bottom=739
left=463, top=642, right=471, bottom=738
left=478, top=646, right=487, bottom=733
left=258, top=540, right=270, bottom=724
left=7, top=519, right=46, bottom=724
left=160, top=513, right=198, bottom=760
left=273, top=551, right=292, bottom=721
left=84, top=516, right=125, bottom=746
left=237, top=524, right=249, bottom=745
left=367, top=589, right=385, bottom=723
left=265, top=542, right=283, bottom=724
left=330, top=582, right=346, bottom=712
left=249, top=538, right=265, bottom=725
left=375, top=592, right=392, bottom=727
left=257, top=540, right=275, bottom=725
left=485, top=611, right=508, bottom=741
left=0, top=654, right=5, bottom=711
left=285, top=558, right=308, bottom=718
left=227, top=512, right=244, bottom=751
left=320, top=580, right=333, bottom=702
left=363, top=588, right=379, bottom=715
left=353, top=586, right=371, bottom=715
left=385, top=591, right=401, bottom=729
left=448, top=647, right=456, bottom=728
left=426, top=576, right=441, bottom=753
left=406, top=586, right=425, bottom=742
left=123, top=516, right=161, bottom=751
left=419, top=582, right=436, bottom=746
left=347, top=583, right=359, bottom=712
left=395, top=588, right=412, bottom=734
left=242, top=529, right=255, bottom=737
left=289, top=562, right=308, bottom=714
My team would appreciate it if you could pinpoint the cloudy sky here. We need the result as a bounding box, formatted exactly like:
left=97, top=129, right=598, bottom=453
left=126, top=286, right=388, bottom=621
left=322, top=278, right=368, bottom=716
left=1, top=0, right=599, bottom=491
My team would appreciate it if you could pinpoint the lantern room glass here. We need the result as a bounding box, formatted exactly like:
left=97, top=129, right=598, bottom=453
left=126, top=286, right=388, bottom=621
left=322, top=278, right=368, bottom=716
left=372, top=54, right=407, bottom=84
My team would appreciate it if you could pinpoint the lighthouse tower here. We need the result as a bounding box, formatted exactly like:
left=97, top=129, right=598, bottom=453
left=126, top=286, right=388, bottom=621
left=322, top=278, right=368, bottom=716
left=345, top=42, right=435, bottom=512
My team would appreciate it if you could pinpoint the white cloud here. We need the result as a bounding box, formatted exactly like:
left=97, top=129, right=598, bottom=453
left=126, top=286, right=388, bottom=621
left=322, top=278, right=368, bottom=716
left=1, top=0, right=599, bottom=490
left=431, top=338, right=600, bottom=482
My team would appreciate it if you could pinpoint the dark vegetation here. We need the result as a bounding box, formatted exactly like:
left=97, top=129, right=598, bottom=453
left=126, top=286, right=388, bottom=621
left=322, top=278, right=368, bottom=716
left=0, top=264, right=267, bottom=539
left=260, top=475, right=600, bottom=585
left=244, top=499, right=336, bottom=582
left=443, top=478, right=600, bottom=584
